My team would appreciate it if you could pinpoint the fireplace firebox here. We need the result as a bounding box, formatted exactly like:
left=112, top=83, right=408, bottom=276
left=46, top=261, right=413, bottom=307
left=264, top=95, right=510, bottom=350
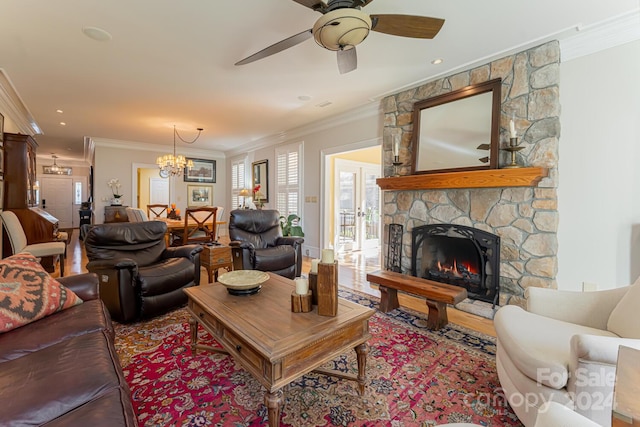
left=411, top=224, right=500, bottom=305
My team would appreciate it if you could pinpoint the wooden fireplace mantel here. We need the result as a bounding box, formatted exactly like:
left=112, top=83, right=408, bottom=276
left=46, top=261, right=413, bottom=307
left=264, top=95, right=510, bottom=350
left=376, top=167, right=548, bottom=191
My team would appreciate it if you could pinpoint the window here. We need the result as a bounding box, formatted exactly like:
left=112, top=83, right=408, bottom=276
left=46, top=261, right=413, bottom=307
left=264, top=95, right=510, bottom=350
left=231, top=157, right=247, bottom=210
left=74, top=182, right=82, bottom=205
left=275, top=142, right=302, bottom=217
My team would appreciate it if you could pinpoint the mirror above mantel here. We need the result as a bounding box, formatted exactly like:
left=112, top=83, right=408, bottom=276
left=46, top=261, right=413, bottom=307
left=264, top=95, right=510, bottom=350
left=411, top=78, right=502, bottom=174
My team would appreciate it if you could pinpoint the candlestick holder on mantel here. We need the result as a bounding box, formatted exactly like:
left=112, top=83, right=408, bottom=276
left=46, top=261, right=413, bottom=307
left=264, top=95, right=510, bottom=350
left=502, top=137, right=525, bottom=169
left=392, top=155, right=403, bottom=176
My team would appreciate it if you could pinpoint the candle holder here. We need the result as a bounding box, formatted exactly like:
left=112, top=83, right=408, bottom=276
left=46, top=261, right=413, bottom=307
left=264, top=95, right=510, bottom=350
left=502, top=137, right=524, bottom=169
left=392, top=155, right=402, bottom=177
left=308, top=272, right=318, bottom=305
left=317, top=260, right=338, bottom=317
left=291, top=290, right=313, bottom=313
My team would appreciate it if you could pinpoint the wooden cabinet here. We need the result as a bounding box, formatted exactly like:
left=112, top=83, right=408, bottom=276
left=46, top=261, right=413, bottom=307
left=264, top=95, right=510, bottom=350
left=3, top=133, right=38, bottom=209
left=104, top=206, right=129, bottom=223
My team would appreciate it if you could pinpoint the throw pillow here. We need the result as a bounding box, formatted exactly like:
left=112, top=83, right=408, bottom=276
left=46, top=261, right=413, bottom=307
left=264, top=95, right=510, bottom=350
left=607, top=282, right=640, bottom=339
left=0, top=252, right=82, bottom=333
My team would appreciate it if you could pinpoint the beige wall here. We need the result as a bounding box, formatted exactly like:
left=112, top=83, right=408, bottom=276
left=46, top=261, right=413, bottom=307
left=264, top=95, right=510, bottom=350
left=94, top=144, right=226, bottom=224
left=137, top=167, right=156, bottom=211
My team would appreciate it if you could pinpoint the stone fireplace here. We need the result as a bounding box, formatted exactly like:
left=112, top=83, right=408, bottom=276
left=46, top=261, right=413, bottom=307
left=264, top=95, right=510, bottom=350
left=412, top=224, right=500, bottom=305
left=380, top=41, right=560, bottom=309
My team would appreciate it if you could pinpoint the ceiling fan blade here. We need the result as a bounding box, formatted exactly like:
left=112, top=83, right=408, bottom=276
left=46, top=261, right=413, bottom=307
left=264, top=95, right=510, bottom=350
left=337, top=47, right=357, bottom=74
left=291, top=0, right=327, bottom=13
left=370, top=14, right=445, bottom=39
left=235, top=29, right=313, bottom=66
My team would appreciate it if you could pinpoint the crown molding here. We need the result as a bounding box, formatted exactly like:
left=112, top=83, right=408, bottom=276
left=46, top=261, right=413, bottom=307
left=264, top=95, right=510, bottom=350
left=92, top=137, right=225, bottom=159
left=560, top=9, right=640, bottom=62
left=34, top=155, right=90, bottom=168
left=0, top=69, right=41, bottom=135
left=225, top=101, right=383, bottom=157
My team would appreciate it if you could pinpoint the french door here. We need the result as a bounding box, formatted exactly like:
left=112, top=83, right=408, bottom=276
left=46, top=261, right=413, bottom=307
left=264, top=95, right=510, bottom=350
left=334, top=159, right=381, bottom=253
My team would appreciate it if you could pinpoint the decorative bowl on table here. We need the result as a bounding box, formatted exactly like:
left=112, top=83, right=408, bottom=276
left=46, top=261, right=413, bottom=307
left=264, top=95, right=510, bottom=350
left=217, top=270, right=270, bottom=296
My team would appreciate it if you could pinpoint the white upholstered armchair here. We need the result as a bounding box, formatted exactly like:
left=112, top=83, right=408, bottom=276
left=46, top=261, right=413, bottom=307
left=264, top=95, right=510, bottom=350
left=494, top=281, right=640, bottom=426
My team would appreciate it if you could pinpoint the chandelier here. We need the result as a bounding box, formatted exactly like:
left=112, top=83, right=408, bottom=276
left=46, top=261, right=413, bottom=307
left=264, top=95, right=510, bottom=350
left=50, top=154, right=60, bottom=173
left=157, top=125, right=203, bottom=177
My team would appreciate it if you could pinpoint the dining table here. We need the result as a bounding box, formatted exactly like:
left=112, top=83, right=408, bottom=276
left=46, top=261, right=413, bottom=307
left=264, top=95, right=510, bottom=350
left=155, top=217, right=226, bottom=246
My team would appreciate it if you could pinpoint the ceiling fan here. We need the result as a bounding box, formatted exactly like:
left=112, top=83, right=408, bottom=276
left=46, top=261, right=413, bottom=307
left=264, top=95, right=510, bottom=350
left=235, top=0, right=445, bottom=74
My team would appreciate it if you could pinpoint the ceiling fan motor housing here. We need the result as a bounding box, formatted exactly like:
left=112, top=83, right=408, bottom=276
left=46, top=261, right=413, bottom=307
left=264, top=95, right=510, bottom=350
left=313, top=8, right=372, bottom=51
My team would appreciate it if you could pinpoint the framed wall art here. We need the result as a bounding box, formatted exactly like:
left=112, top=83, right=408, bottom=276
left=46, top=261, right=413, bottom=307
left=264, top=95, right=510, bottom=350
left=187, top=184, right=213, bottom=207
left=0, top=113, right=4, bottom=178
left=251, top=159, right=269, bottom=202
left=184, top=158, right=216, bottom=183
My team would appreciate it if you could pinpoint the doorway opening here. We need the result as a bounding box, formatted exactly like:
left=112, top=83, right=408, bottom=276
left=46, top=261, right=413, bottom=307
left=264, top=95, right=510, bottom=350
left=132, top=163, right=171, bottom=213
left=323, top=145, right=382, bottom=273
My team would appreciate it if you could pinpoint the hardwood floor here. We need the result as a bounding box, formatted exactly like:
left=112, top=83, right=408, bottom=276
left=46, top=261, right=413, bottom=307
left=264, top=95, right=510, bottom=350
left=62, top=228, right=495, bottom=337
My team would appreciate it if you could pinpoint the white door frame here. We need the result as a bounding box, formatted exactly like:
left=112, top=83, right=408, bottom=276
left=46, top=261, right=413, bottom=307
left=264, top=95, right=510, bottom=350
left=334, top=159, right=381, bottom=253
left=320, top=137, right=381, bottom=253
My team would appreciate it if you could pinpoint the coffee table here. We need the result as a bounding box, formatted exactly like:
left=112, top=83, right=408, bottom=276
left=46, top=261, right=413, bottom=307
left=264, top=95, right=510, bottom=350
left=184, top=273, right=374, bottom=427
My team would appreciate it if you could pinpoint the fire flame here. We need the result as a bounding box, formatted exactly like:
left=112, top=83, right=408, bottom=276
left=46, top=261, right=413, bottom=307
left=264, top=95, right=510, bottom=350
left=436, top=259, right=477, bottom=278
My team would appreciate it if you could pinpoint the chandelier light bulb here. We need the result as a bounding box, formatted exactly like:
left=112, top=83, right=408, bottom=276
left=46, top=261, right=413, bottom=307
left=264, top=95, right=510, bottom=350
left=157, top=125, right=203, bottom=177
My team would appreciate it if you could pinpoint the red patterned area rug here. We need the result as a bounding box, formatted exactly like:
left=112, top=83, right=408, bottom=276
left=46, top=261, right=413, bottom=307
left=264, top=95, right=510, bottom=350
left=114, top=288, right=523, bottom=427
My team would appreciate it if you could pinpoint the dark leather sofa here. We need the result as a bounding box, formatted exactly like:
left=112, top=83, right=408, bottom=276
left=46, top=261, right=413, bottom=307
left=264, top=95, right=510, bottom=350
left=229, top=209, right=304, bottom=279
left=0, top=273, right=138, bottom=426
left=84, top=221, right=203, bottom=323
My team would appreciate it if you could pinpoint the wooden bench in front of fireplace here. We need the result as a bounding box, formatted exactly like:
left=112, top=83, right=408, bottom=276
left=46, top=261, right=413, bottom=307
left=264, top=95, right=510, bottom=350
left=366, top=270, right=468, bottom=330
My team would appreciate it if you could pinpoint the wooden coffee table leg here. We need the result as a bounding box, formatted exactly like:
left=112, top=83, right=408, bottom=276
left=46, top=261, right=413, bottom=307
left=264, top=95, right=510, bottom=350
left=426, top=300, right=448, bottom=330
left=188, top=317, right=198, bottom=353
left=379, top=286, right=399, bottom=312
left=264, top=389, right=283, bottom=427
left=355, top=342, right=369, bottom=395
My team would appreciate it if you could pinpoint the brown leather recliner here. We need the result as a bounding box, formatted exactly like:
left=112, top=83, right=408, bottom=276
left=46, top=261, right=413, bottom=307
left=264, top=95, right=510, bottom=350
left=229, top=209, right=304, bottom=279
left=84, top=221, right=203, bottom=322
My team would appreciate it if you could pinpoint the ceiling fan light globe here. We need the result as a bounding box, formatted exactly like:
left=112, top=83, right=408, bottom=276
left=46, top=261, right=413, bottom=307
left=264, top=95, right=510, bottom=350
left=313, top=8, right=371, bottom=51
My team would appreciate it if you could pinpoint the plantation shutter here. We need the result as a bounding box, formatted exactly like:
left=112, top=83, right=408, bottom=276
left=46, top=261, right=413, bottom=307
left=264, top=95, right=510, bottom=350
left=275, top=142, right=302, bottom=217
left=231, top=158, right=246, bottom=210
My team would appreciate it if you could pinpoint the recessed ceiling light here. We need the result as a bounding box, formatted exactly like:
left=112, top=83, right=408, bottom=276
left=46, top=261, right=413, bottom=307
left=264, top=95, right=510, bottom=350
left=82, top=26, right=112, bottom=42
left=56, top=109, right=63, bottom=114
left=298, top=95, right=312, bottom=101
left=431, top=58, right=443, bottom=65
left=316, top=101, right=332, bottom=108
left=59, top=122, right=66, bottom=126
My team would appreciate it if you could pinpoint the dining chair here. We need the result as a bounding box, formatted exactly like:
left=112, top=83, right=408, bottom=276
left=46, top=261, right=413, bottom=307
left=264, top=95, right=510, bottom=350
left=0, top=210, right=66, bottom=276
left=147, top=204, right=168, bottom=219
left=181, top=207, right=218, bottom=245
left=214, top=206, right=225, bottom=240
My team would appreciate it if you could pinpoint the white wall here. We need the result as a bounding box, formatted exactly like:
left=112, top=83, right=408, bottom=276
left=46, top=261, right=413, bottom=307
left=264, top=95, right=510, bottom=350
left=94, top=144, right=226, bottom=224
left=557, top=39, right=640, bottom=290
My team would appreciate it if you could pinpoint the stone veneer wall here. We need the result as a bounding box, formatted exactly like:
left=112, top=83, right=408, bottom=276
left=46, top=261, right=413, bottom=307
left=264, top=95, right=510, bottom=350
left=381, top=41, right=560, bottom=307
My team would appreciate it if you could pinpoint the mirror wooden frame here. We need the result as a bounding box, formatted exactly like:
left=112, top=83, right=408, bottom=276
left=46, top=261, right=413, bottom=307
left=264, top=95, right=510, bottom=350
left=411, top=78, right=502, bottom=174
left=251, top=159, right=269, bottom=202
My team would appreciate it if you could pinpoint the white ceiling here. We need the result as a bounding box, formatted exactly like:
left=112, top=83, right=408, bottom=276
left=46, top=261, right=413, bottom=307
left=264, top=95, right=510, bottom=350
left=1, top=0, right=638, bottom=163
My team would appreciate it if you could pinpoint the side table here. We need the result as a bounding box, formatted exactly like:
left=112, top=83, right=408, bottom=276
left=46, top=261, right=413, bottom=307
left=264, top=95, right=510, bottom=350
left=201, top=244, right=233, bottom=283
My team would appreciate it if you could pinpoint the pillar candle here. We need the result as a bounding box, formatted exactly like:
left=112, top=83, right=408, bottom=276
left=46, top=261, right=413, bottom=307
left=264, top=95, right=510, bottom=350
left=310, top=258, right=320, bottom=273
left=321, top=249, right=334, bottom=264
left=295, top=277, right=309, bottom=295
left=509, top=119, right=517, bottom=138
